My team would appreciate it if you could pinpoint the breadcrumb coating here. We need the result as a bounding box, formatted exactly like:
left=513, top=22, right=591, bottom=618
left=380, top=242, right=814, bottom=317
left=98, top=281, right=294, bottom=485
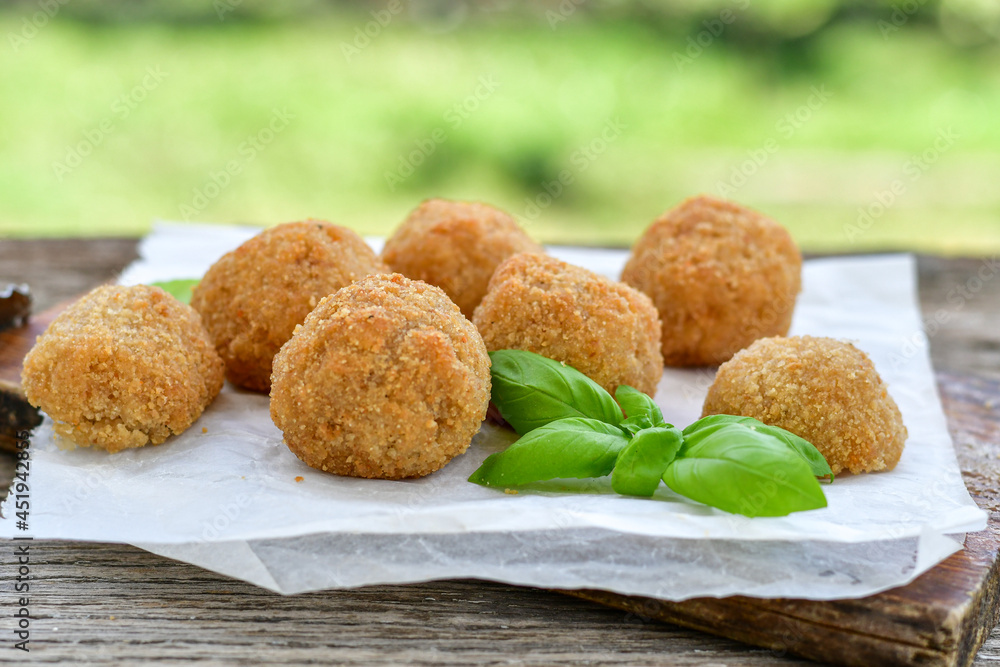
left=21, top=285, right=224, bottom=453
left=270, top=273, right=491, bottom=480
left=472, top=253, right=663, bottom=396
left=702, top=335, right=907, bottom=475
left=191, top=220, right=388, bottom=392
left=621, top=195, right=802, bottom=366
left=381, top=199, right=543, bottom=318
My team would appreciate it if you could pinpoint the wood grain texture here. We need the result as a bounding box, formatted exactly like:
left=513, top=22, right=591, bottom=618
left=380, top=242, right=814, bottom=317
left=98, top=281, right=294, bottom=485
left=568, top=376, right=1000, bottom=667
left=916, top=256, right=1000, bottom=382
left=0, top=298, right=66, bottom=386
left=1, top=539, right=827, bottom=666
left=1, top=239, right=1000, bottom=666
left=0, top=238, right=138, bottom=315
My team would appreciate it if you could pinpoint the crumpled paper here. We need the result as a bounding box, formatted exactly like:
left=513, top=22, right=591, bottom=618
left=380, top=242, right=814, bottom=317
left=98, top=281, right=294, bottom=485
left=1, top=221, right=985, bottom=600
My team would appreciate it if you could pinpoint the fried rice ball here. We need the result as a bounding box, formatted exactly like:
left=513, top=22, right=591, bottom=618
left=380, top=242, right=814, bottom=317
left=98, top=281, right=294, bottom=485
left=702, top=336, right=907, bottom=475
left=381, top=199, right=543, bottom=318
left=21, top=285, right=224, bottom=453
left=191, top=220, right=388, bottom=392
left=472, top=253, right=662, bottom=396
left=621, top=195, right=802, bottom=366
left=270, top=273, right=491, bottom=480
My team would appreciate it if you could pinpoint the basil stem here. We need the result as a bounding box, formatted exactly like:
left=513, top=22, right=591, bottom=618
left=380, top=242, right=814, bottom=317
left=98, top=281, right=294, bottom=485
left=468, top=417, right=629, bottom=488
left=488, top=350, right=623, bottom=435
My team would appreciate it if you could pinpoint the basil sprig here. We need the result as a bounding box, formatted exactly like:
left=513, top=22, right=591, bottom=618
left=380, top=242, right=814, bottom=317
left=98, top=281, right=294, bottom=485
left=472, top=350, right=832, bottom=517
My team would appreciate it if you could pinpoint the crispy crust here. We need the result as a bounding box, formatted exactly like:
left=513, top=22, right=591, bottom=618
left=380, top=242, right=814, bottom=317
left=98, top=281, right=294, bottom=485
left=621, top=195, right=802, bottom=366
left=381, top=199, right=542, bottom=318
left=472, top=253, right=663, bottom=396
left=702, top=335, right=908, bottom=475
left=191, top=220, right=388, bottom=392
left=21, top=285, right=224, bottom=453
left=270, top=273, right=491, bottom=480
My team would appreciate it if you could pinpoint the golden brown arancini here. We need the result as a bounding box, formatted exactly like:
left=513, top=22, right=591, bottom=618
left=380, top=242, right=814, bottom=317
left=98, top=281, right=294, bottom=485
left=270, top=273, right=491, bottom=480
left=472, top=253, right=663, bottom=396
left=191, top=220, right=388, bottom=392
left=621, top=195, right=802, bottom=366
left=702, top=336, right=907, bottom=475
left=381, top=199, right=543, bottom=318
left=21, top=285, right=224, bottom=453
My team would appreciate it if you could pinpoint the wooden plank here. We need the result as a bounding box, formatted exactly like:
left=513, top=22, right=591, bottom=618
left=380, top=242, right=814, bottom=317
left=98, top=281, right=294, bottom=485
left=2, top=240, right=1000, bottom=665
left=0, top=300, right=64, bottom=386
left=0, top=538, right=823, bottom=666
left=567, top=372, right=1000, bottom=667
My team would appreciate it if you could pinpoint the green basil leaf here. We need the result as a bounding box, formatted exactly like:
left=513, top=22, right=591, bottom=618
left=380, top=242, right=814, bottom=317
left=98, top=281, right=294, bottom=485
left=615, top=385, right=664, bottom=425
left=620, top=414, right=656, bottom=436
left=149, top=278, right=200, bottom=305
left=488, top=350, right=623, bottom=435
left=685, top=415, right=833, bottom=481
left=680, top=416, right=749, bottom=455
left=611, top=426, right=682, bottom=497
left=468, top=417, right=630, bottom=488
left=742, top=420, right=833, bottom=482
left=663, top=424, right=827, bottom=517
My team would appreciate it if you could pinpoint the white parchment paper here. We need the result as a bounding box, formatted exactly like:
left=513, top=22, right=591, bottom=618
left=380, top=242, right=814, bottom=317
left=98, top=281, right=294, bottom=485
left=1, top=221, right=986, bottom=599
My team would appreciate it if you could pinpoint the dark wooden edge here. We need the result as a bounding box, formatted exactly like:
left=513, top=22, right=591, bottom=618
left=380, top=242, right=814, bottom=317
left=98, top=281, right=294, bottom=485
left=565, top=373, right=1000, bottom=667
left=566, top=528, right=1000, bottom=666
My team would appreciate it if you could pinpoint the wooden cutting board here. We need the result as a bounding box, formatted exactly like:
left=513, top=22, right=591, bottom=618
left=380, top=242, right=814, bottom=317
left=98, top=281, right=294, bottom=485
left=567, top=372, right=1000, bottom=667
left=3, top=301, right=999, bottom=666
left=0, top=301, right=61, bottom=385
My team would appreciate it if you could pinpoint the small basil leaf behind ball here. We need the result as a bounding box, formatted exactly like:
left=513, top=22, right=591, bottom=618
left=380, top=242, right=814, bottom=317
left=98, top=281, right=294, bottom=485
left=149, top=279, right=199, bottom=305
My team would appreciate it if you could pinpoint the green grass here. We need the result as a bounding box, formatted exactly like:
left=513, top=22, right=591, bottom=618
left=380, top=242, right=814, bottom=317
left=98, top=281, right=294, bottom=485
left=1, top=13, right=998, bottom=253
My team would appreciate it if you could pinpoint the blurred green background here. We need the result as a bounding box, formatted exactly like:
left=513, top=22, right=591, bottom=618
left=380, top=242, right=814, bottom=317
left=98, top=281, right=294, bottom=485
left=1, top=0, right=998, bottom=252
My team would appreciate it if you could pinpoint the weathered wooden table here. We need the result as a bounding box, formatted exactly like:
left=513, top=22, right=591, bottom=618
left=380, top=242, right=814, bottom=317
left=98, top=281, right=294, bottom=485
left=1, top=239, right=998, bottom=666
